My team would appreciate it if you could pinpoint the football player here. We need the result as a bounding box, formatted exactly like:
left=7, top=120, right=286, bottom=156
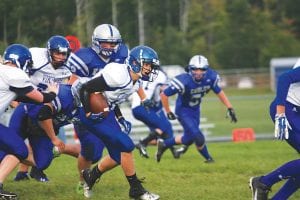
left=156, top=55, right=237, bottom=163
left=78, top=45, right=160, bottom=200
left=0, top=44, right=58, bottom=200
left=249, top=63, right=300, bottom=200
left=132, top=68, right=178, bottom=159
left=11, top=35, right=79, bottom=182
left=65, top=24, right=130, bottom=197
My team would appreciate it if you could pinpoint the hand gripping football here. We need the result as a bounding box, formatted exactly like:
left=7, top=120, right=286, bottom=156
left=90, top=92, right=109, bottom=117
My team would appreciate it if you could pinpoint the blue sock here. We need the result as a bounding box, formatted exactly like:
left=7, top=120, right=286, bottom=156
left=197, top=145, right=212, bottom=160
left=271, top=175, right=300, bottom=200
left=261, top=159, right=300, bottom=187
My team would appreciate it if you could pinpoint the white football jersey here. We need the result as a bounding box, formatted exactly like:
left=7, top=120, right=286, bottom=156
left=29, top=48, right=72, bottom=90
left=286, top=83, right=300, bottom=106
left=0, top=64, right=32, bottom=114
left=131, top=70, right=168, bottom=108
left=285, top=58, right=300, bottom=106
left=96, top=63, right=142, bottom=109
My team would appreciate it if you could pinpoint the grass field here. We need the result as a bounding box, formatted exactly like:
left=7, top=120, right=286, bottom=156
left=201, top=87, right=275, bottom=137
left=5, top=140, right=300, bottom=200
left=6, top=87, right=298, bottom=200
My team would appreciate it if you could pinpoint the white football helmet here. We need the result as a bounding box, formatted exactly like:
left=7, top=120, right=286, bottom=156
left=91, top=24, right=122, bottom=58
left=188, top=55, right=209, bottom=82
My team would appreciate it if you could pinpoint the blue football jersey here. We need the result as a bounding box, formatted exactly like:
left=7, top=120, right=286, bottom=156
left=164, top=68, right=221, bottom=110
left=276, top=67, right=300, bottom=106
left=24, top=84, right=78, bottom=131
left=67, top=44, right=129, bottom=77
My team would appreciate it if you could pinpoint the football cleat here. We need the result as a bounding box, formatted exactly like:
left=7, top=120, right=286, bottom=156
left=135, top=141, right=149, bottom=158
left=174, top=145, right=189, bottom=158
left=155, top=139, right=167, bottom=163
left=52, top=146, right=61, bottom=158
left=14, top=171, right=29, bottom=181
left=131, top=191, right=160, bottom=200
left=76, top=181, right=93, bottom=198
left=170, top=147, right=180, bottom=159
left=129, top=180, right=159, bottom=200
left=249, top=176, right=271, bottom=200
left=204, top=158, right=215, bottom=164
left=82, top=169, right=100, bottom=190
left=30, top=166, right=49, bottom=182
left=0, top=186, right=17, bottom=200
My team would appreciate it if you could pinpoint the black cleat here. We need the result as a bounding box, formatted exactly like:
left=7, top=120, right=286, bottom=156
left=170, top=147, right=180, bottom=159
left=0, top=185, right=18, bottom=200
left=135, top=141, right=149, bottom=158
left=204, top=158, right=215, bottom=164
left=82, top=168, right=100, bottom=190
left=14, top=171, right=29, bottom=181
left=155, top=139, right=167, bottom=163
left=249, top=176, right=271, bottom=200
left=174, top=145, right=188, bottom=158
left=129, top=179, right=159, bottom=200
left=30, top=166, right=49, bottom=182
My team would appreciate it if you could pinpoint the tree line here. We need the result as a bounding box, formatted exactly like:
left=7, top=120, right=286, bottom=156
left=1, top=0, right=300, bottom=69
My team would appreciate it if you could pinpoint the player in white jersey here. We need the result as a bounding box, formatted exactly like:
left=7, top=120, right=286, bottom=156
left=11, top=35, right=79, bottom=182
left=78, top=45, right=160, bottom=200
left=0, top=44, right=58, bottom=200
left=132, top=69, right=178, bottom=158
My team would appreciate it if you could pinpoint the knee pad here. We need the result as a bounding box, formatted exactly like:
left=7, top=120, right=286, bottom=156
left=194, top=134, right=205, bottom=147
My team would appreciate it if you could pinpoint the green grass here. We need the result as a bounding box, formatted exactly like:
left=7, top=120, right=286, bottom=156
left=5, top=140, right=300, bottom=199
left=201, top=87, right=275, bottom=136
left=6, top=87, right=293, bottom=199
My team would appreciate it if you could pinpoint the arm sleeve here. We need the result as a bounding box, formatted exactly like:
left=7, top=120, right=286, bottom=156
left=276, top=68, right=300, bottom=105
left=113, top=105, right=123, bottom=119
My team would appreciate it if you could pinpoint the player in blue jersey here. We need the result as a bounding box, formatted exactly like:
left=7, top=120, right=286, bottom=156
left=156, top=55, right=237, bottom=163
left=79, top=45, right=160, bottom=200
left=11, top=35, right=78, bottom=183
left=133, top=69, right=178, bottom=158
left=67, top=24, right=128, bottom=78
left=249, top=64, right=300, bottom=200
left=0, top=44, right=58, bottom=200
left=66, top=24, right=130, bottom=197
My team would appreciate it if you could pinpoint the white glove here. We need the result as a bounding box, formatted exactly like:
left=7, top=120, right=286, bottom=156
left=274, top=113, right=291, bottom=140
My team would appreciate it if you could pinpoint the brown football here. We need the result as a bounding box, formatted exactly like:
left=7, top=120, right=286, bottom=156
left=90, top=92, right=109, bottom=117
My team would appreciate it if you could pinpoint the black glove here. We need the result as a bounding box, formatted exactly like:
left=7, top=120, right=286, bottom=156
left=227, top=108, right=237, bottom=123
left=141, top=99, right=154, bottom=110
left=167, top=112, right=177, bottom=120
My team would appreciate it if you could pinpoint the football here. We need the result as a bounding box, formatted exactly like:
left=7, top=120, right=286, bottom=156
left=90, top=92, right=109, bottom=117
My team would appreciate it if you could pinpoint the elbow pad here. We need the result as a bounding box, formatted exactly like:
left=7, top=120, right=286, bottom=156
left=42, top=92, right=56, bottom=103
left=79, top=83, right=91, bottom=113
left=38, top=105, right=53, bottom=121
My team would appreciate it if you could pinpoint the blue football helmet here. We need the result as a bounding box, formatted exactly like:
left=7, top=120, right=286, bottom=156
left=3, top=44, right=33, bottom=73
left=47, top=35, right=71, bottom=68
left=92, top=24, right=122, bottom=58
left=128, top=45, right=160, bottom=81
left=188, top=55, right=209, bottom=82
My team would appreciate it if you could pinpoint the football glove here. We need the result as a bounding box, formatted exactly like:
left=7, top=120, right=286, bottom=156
left=141, top=99, right=154, bottom=110
left=226, top=108, right=237, bottom=123
left=167, top=112, right=177, bottom=120
left=118, top=117, right=132, bottom=135
left=274, top=113, right=291, bottom=140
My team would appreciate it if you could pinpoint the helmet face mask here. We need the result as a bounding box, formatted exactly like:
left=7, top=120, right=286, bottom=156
left=188, top=55, right=209, bottom=82
left=128, top=45, right=160, bottom=82
left=47, top=35, right=71, bottom=68
left=3, top=44, right=33, bottom=73
left=92, top=24, right=122, bottom=58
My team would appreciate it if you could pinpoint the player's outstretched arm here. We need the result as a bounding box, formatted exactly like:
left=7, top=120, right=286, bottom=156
left=217, top=90, right=237, bottom=123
